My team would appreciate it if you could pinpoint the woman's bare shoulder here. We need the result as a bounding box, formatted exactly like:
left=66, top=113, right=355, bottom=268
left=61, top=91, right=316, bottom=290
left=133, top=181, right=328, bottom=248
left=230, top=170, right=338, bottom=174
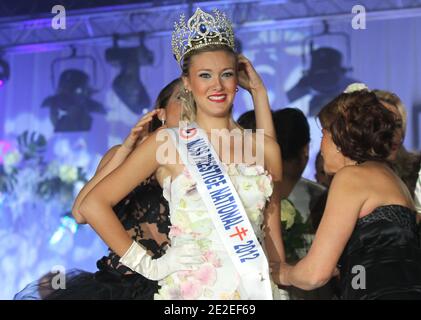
left=330, top=162, right=393, bottom=196
left=331, top=165, right=366, bottom=186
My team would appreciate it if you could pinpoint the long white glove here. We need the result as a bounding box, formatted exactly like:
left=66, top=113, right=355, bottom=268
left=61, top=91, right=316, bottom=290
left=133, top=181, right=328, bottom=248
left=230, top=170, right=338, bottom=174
left=119, top=240, right=203, bottom=281
left=415, top=168, right=421, bottom=215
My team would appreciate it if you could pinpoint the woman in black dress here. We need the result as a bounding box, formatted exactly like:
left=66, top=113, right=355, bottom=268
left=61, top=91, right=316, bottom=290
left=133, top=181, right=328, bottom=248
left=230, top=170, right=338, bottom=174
left=272, top=86, right=421, bottom=299
left=14, top=79, right=181, bottom=300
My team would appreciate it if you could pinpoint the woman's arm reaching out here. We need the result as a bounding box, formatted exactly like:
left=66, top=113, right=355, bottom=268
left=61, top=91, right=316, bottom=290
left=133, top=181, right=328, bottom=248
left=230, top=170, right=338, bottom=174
left=79, top=130, right=162, bottom=257
left=263, top=136, right=285, bottom=265
left=273, top=166, right=365, bottom=290
left=72, top=109, right=162, bottom=224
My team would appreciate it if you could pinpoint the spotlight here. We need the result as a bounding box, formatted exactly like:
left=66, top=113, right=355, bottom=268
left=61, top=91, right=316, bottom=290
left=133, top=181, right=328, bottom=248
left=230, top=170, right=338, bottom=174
left=0, top=56, right=10, bottom=87
left=287, top=47, right=357, bottom=116
left=105, top=34, right=154, bottom=114
left=42, top=46, right=105, bottom=132
left=42, top=69, right=106, bottom=132
left=286, top=22, right=358, bottom=116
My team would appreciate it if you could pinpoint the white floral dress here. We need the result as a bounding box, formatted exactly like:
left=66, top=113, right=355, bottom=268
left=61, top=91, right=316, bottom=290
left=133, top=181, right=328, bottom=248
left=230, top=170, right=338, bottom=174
left=154, top=163, right=289, bottom=300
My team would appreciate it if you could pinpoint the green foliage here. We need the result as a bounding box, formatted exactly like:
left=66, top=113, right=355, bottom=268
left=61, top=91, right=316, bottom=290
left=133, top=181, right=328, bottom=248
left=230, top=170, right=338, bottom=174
left=281, top=199, right=314, bottom=263
left=17, top=130, right=46, bottom=161
left=0, top=131, right=88, bottom=207
left=0, top=165, right=17, bottom=193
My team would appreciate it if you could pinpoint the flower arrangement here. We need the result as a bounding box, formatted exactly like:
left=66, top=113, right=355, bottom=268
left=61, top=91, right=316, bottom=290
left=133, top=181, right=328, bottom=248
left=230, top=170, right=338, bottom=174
left=280, top=199, right=314, bottom=263
left=0, top=130, right=88, bottom=220
left=0, top=131, right=110, bottom=299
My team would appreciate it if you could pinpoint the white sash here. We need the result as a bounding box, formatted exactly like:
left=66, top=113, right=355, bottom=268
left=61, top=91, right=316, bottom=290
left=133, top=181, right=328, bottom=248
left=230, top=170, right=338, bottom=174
left=167, top=123, right=273, bottom=300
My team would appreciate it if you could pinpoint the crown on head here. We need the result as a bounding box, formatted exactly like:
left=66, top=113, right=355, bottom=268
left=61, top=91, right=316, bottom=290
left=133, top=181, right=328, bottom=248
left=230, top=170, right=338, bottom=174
left=172, top=8, right=235, bottom=65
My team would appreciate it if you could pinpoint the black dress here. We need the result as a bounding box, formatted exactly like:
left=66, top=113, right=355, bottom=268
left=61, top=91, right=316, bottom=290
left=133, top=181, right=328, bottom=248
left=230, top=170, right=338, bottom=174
left=338, top=205, right=421, bottom=300
left=14, top=175, right=171, bottom=300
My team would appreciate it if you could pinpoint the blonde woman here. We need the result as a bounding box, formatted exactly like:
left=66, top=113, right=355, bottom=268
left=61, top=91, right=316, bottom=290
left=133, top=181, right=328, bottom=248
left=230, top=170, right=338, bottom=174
left=79, top=8, right=286, bottom=300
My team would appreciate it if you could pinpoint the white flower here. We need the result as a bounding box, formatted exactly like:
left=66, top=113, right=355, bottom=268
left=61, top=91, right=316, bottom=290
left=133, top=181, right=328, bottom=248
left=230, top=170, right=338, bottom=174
left=53, top=139, right=72, bottom=158
left=3, top=150, right=22, bottom=173
left=257, top=176, right=273, bottom=198
left=59, top=165, right=78, bottom=183
left=46, top=160, right=60, bottom=177
left=237, top=163, right=263, bottom=176
left=295, top=248, right=307, bottom=259
left=280, top=199, right=297, bottom=230
left=172, top=209, right=193, bottom=233
left=343, top=82, right=369, bottom=93
left=191, top=218, right=213, bottom=236
left=303, top=233, right=315, bottom=245
left=248, top=209, right=262, bottom=225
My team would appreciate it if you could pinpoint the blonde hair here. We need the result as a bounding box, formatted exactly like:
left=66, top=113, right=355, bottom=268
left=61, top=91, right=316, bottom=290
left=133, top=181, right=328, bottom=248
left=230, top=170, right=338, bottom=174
left=178, top=81, right=196, bottom=123
left=179, top=43, right=240, bottom=129
left=373, top=90, right=407, bottom=137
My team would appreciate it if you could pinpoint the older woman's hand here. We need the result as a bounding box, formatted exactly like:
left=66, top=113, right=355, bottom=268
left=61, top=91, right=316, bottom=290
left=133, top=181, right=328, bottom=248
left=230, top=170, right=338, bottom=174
left=270, top=262, right=293, bottom=286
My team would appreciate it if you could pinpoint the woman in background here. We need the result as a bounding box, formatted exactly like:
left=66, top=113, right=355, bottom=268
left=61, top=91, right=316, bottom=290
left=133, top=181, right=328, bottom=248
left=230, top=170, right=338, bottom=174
left=15, top=79, right=181, bottom=300
left=373, top=89, right=421, bottom=199
left=273, top=87, right=421, bottom=299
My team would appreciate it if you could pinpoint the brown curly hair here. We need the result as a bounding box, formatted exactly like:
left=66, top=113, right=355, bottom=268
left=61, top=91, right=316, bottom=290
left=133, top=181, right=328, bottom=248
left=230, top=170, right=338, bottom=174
left=318, top=89, right=402, bottom=164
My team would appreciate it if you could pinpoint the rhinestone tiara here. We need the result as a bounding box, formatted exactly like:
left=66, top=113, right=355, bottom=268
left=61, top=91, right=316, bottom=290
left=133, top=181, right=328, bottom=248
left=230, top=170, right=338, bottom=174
left=171, top=8, right=235, bottom=65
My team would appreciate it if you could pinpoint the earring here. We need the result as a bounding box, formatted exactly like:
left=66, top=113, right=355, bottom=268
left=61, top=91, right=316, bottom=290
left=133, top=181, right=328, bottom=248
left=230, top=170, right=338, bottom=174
left=235, top=87, right=239, bottom=92
left=184, top=89, right=189, bottom=93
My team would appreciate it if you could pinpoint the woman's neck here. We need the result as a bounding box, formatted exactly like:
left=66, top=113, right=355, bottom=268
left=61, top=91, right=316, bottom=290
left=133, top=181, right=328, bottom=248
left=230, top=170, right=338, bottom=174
left=195, top=113, right=232, bottom=133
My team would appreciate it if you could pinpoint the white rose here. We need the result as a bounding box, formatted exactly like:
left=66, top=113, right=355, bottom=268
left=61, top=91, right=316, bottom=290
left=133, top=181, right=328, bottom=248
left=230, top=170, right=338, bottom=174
left=59, top=165, right=78, bottom=183
left=280, top=199, right=296, bottom=230
left=303, top=233, right=315, bottom=245
left=47, top=160, right=60, bottom=177
left=53, top=139, right=71, bottom=158
left=238, top=164, right=261, bottom=176
left=3, top=150, right=22, bottom=174
left=295, top=248, right=307, bottom=259
left=343, top=82, right=369, bottom=93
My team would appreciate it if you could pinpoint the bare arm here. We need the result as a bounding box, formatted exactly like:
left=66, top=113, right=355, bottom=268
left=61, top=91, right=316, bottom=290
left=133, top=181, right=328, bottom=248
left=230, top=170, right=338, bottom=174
left=238, top=55, right=276, bottom=139
left=72, top=145, right=132, bottom=224
left=79, top=131, right=163, bottom=257
left=278, top=167, right=365, bottom=290
left=263, top=136, right=285, bottom=264
left=72, top=110, right=161, bottom=224
left=252, top=87, right=275, bottom=139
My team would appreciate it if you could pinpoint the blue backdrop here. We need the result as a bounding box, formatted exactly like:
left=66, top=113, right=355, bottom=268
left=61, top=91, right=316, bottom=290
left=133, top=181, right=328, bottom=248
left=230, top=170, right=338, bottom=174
left=1, top=3, right=421, bottom=299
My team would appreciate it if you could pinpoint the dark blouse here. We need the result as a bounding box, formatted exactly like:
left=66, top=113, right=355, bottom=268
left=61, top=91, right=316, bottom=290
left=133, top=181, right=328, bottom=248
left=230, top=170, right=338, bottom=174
left=338, top=205, right=421, bottom=299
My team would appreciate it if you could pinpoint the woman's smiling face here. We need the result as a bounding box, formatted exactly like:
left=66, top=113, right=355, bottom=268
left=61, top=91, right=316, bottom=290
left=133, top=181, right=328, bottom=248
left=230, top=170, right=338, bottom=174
left=183, top=50, right=238, bottom=119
